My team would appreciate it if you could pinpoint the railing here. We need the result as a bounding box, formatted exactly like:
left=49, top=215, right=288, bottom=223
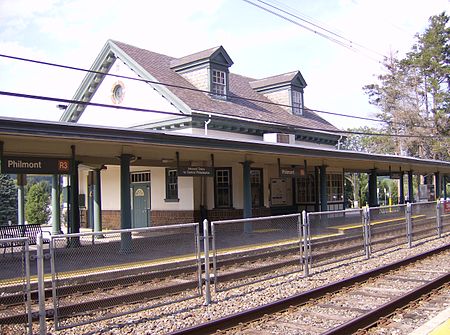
left=0, top=237, right=32, bottom=335
left=210, top=213, right=305, bottom=292
left=49, top=223, right=202, bottom=330
left=3, top=200, right=450, bottom=334
left=306, top=208, right=366, bottom=268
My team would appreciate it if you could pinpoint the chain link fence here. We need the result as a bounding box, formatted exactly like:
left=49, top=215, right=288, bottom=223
left=307, top=209, right=366, bottom=269
left=50, top=223, right=202, bottom=330
left=367, top=204, right=407, bottom=253
left=440, top=200, right=450, bottom=234
left=211, top=213, right=304, bottom=292
left=0, top=237, right=32, bottom=335
left=410, top=201, right=439, bottom=243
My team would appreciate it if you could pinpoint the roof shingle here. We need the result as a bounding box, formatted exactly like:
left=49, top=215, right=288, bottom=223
left=112, top=40, right=338, bottom=133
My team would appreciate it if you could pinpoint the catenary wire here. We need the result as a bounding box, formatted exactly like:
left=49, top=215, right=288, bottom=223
left=0, top=53, right=434, bottom=130
left=242, top=0, right=382, bottom=63
left=0, top=90, right=444, bottom=139
left=249, top=0, right=387, bottom=59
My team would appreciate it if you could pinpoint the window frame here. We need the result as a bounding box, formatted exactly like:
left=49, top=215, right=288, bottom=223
left=165, top=168, right=179, bottom=202
left=211, top=69, right=227, bottom=98
left=250, top=168, right=264, bottom=208
left=327, top=173, right=343, bottom=202
left=214, top=167, right=233, bottom=208
left=291, top=89, right=303, bottom=116
left=296, top=173, right=316, bottom=204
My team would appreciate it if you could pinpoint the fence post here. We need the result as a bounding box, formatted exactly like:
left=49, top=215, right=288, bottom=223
left=302, top=211, right=310, bottom=277
left=36, top=233, right=47, bottom=335
left=363, top=206, right=371, bottom=259
left=406, top=203, right=412, bottom=248
left=297, top=214, right=303, bottom=272
left=436, top=200, right=442, bottom=238
left=24, top=240, right=32, bottom=335
left=203, top=219, right=211, bottom=305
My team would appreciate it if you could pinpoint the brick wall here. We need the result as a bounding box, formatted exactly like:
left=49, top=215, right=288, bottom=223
left=95, top=208, right=273, bottom=230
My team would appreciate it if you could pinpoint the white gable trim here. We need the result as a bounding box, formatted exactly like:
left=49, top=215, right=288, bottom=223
left=60, top=40, right=193, bottom=123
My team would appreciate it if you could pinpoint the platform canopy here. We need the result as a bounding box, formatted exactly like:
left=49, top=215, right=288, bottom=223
left=1, top=117, right=450, bottom=176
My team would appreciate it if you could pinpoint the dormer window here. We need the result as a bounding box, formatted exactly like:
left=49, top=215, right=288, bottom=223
left=212, top=69, right=226, bottom=98
left=170, top=46, right=233, bottom=101
left=292, top=90, right=303, bottom=116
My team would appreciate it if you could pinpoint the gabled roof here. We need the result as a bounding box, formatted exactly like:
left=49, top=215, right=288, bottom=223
left=250, top=71, right=307, bottom=91
left=170, top=45, right=233, bottom=70
left=61, top=40, right=339, bottom=135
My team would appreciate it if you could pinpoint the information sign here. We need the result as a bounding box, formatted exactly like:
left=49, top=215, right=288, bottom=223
left=178, top=166, right=213, bottom=177
left=1, top=156, right=72, bottom=174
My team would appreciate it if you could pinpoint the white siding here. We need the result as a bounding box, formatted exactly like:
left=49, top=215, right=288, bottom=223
left=78, top=58, right=183, bottom=127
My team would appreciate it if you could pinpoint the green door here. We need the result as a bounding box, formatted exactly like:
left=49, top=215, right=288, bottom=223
left=132, top=182, right=150, bottom=228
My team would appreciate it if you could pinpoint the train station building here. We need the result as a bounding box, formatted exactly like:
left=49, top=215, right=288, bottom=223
left=1, top=40, right=450, bottom=234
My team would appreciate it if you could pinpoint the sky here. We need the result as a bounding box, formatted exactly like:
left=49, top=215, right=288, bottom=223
left=0, top=0, right=448, bottom=129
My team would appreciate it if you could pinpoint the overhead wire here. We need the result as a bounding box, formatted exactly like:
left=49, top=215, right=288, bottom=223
left=0, top=90, right=444, bottom=139
left=249, top=0, right=387, bottom=59
left=0, top=53, right=434, bottom=131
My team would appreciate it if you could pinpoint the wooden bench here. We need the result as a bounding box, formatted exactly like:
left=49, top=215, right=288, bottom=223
left=0, top=224, right=51, bottom=255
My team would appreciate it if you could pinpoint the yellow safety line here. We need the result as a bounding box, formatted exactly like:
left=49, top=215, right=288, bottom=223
left=336, top=215, right=426, bottom=232
left=429, top=318, right=450, bottom=335
left=2, top=213, right=433, bottom=286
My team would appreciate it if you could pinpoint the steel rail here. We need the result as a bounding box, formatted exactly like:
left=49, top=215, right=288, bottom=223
left=322, top=272, right=450, bottom=335
left=167, top=242, right=450, bottom=335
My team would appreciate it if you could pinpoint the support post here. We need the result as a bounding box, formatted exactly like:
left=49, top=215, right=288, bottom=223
left=444, top=175, right=448, bottom=200
left=435, top=172, right=440, bottom=200
left=399, top=172, right=405, bottom=204
left=319, top=165, right=328, bottom=212
left=17, top=174, right=26, bottom=225
left=120, top=154, right=133, bottom=253
left=368, top=169, right=378, bottom=207
left=408, top=170, right=414, bottom=203
left=242, top=160, right=252, bottom=233
left=93, top=168, right=103, bottom=235
left=69, top=146, right=81, bottom=247
left=51, top=175, right=61, bottom=234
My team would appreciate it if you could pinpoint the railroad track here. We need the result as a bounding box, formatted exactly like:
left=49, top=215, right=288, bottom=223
left=0, top=218, right=443, bottom=327
left=167, top=243, right=450, bottom=335
left=0, top=235, right=375, bottom=326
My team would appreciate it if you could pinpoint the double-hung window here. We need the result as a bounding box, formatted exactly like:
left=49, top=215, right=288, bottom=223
left=211, top=69, right=226, bottom=98
left=292, top=90, right=303, bottom=115
left=165, top=168, right=178, bottom=201
left=214, top=168, right=232, bottom=208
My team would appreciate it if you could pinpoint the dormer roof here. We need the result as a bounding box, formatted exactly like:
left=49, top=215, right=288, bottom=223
left=170, top=46, right=233, bottom=72
left=250, top=71, right=307, bottom=92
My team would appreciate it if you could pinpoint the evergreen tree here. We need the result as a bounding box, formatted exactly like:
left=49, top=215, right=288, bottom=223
left=25, top=181, right=50, bottom=225
left=0, top=174, right=18, bottom=225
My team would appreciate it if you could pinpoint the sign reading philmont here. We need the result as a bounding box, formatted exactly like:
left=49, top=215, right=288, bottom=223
left=178, top=166, right=213, bottom=177
left=1, top=156, right=72, bottom=174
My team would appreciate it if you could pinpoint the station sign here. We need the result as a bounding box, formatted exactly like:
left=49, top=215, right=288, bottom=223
left=279, top=166, right=304, bottom=178
left=1, top=156, right=72, bottom=174
left=178, top=166, right=213, bottom=177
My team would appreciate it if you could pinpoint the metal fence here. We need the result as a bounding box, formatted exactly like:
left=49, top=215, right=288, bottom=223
left=368, top=204, right=407, bottom=253
left=4, top=200, right=450, bottom=334
left=440, top=200, right=450, bottom=235
left=49, top=223, right=202, bottom=330
left=211, top=213, right=305, bottom=292
left=411, top=201, right=439, bottom=243
left=307, top=209, right=366, bottom=268
left=0, top=237, right=32, bottom=335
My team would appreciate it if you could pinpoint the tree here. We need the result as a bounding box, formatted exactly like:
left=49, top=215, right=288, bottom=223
left=25, top=181, right=50, bottom=225
left=354, top=12, right=450, bottom=159
left=0, top=174, right=18, bottom=225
